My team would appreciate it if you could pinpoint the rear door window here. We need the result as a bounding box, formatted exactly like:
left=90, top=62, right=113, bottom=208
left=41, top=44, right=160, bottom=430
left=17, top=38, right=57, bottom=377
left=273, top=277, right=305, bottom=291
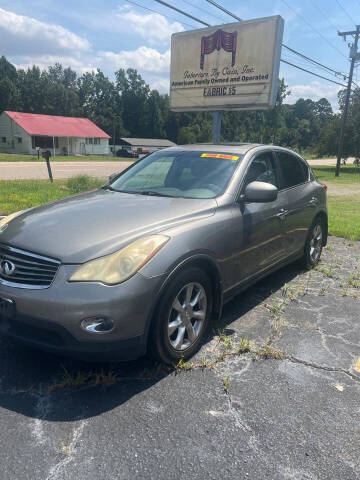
left=276, top=152, right=309, bottom=190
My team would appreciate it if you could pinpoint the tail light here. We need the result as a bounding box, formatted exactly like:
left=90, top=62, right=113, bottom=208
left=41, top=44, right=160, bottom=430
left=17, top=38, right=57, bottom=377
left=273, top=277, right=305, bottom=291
left=321, top=182, right=327, bottom=192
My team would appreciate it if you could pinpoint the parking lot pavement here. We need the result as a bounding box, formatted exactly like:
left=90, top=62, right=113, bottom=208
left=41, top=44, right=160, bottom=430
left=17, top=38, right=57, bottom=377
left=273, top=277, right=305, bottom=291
left=0, top=236, right=359, bottom=480
left=0, top=161, right=132, bottom=180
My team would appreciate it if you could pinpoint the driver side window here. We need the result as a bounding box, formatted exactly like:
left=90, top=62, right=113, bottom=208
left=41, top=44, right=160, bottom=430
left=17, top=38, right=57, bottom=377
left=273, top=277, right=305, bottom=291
left=243, top=152, right=278, bottom=189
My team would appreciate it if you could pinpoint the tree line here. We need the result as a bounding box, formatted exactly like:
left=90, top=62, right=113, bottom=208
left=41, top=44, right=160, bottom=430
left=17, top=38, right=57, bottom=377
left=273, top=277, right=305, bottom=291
left=0, top=55, right=357, bottom=156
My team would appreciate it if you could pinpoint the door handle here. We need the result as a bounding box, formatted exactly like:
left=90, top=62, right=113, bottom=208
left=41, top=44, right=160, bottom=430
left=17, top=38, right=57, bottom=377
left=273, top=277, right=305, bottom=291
left=276, top=208, right=288, bottom=220
left=308, top=196, right=319, bottom=207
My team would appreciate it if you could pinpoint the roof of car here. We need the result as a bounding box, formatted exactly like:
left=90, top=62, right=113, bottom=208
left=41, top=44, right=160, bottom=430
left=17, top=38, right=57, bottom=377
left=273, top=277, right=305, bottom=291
left=170, top=143, right=261, bottom=154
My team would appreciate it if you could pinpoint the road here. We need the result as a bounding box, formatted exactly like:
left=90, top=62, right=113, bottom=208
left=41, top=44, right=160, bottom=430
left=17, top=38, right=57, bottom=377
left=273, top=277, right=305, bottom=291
left=0, top=158, right=345, bottom=180
left=0, top=237, right=359, bottom=479
left=0, top=161, right=132, bottom=180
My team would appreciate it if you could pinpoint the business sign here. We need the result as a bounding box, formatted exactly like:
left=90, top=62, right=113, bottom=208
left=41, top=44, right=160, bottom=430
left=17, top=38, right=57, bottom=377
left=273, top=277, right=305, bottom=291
left=170, top=16, right=284, bottom=111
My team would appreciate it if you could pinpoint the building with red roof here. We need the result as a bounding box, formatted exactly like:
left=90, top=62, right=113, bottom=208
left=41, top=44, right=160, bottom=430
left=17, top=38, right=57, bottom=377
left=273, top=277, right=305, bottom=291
left=0, top=111, right=110, bottom=156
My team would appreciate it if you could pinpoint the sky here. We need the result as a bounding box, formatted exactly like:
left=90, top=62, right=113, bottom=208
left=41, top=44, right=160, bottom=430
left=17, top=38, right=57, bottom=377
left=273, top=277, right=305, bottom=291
left=0, top=0, right=359, bottom=110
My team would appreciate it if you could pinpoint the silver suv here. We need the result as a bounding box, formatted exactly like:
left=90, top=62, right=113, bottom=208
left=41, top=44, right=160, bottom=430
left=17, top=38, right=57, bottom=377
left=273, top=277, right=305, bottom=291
left=0, top=144, right=327, bottom=363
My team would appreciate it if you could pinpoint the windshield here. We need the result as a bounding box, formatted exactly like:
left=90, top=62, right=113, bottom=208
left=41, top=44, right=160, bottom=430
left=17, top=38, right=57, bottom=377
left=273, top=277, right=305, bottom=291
left=109, top=149, right=243, bottom=199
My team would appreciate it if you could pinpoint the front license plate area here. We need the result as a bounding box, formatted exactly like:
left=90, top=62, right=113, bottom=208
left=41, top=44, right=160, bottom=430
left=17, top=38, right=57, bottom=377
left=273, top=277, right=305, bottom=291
left=0, top=297, right=15, bottom=321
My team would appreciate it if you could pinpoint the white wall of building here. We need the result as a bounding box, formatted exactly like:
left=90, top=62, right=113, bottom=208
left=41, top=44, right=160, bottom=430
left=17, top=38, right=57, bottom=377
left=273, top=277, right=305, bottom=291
left=0, top=112, right=32, bottom=154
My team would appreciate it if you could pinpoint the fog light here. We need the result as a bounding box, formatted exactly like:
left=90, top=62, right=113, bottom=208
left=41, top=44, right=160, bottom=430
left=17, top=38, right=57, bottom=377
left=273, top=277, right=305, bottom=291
left=81, top=317, right=114, bottom=334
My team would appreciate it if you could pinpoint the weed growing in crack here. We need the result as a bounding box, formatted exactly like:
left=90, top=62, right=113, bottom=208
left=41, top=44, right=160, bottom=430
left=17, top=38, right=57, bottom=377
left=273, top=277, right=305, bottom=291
left=222, top=375, right=231, bottom=394
left=256, top=345, right=286, bottom=360
left=348, top=271, right=360, bottom=289
left=93, top=369, right=118, bottom=387
left=176, top=358, right=195, bottom=371
left=282, top=283, right=304, bottom=301
left=265, top=298, right=286, bottom=317
left=49, top=366, right=118, bottom=392
left=315, top=264, right=337, bottom=279
left=236, top=337, right=251, bottom=354
left=318, top=282, right=330, bottom=296
left=218, top=328, right=233, bottom=349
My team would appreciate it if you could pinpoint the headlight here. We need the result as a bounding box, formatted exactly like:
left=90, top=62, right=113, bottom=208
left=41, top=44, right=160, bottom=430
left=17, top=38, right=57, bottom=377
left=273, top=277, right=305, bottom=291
left=69, top=235, right=169, bottom=285
left=0, top=211, right=23, bottom=229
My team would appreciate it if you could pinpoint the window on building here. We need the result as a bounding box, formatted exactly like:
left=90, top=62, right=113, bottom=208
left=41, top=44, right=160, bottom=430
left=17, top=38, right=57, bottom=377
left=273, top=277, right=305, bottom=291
left=276, top=152, right=309, bottom=189
left=86, top=138, right=93, bottom=144
left=94, top=138, right=100, bottom=145
left=16, top=136, right=22, bottom=144
left=1, top=137, right=6, bottom=143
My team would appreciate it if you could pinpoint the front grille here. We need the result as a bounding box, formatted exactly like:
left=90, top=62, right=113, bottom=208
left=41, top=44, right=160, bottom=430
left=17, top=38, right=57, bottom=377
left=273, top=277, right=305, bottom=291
left=0, top=244, right=60, bottom=289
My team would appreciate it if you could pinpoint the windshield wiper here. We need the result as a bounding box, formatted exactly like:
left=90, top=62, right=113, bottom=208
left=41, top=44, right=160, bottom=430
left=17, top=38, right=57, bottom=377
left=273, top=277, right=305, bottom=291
left=135, top=190, right=175, bottom=198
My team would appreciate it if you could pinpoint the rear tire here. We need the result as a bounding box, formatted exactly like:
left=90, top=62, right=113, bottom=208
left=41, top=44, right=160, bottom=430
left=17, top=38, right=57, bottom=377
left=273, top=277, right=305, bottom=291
left=301, top=218, right=324, bottom=269
left=148, top=267, right=212, bottom=364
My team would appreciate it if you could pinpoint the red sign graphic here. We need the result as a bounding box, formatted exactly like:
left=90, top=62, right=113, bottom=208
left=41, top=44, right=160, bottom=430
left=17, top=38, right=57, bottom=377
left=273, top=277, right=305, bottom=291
left=200, top=29, right=237, bottom=70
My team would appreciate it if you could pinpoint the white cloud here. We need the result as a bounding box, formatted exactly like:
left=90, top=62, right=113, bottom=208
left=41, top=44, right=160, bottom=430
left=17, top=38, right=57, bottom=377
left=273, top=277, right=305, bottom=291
left=285, top=81, right=342, bottom=110
left=97, top=47, right=170, bottom=74
left=116, top=9, right=184, bottom=45
left=0, top=7, right=90, bottom=56
left=150, top=77, right=170, bottom=93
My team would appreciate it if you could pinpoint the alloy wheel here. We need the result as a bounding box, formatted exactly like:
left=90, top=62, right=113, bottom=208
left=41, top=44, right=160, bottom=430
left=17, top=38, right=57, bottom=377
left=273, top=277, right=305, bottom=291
left=167, top=282, right=207, bottom=351
left=309, top=223, right=323, bottom=263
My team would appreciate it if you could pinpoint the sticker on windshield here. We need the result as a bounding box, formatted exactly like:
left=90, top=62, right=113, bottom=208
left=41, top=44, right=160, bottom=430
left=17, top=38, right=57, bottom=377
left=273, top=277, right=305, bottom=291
left=201, top=153, right=239, bottom=161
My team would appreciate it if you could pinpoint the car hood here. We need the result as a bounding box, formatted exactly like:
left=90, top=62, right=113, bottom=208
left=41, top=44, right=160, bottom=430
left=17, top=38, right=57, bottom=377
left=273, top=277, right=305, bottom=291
left=0, top=189, right=217, bottom=263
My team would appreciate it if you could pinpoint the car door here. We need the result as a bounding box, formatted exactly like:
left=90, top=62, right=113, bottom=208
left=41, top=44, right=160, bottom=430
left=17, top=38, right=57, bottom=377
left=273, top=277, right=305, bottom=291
left=274, top=150, right=315, bottom=255
left=230, top=150, right=288, bottom=285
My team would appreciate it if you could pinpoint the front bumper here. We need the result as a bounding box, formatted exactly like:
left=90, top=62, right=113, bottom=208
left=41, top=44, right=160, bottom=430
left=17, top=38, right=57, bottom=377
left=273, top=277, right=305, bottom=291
left=0, top=264, right=165, bottom=360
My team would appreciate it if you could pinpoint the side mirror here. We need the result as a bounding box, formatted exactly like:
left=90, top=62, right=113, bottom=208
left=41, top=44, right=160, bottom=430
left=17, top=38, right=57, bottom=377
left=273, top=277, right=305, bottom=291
left=108, top=172, right=118, bottom=183
left=243, top=181, right=278, bottom=203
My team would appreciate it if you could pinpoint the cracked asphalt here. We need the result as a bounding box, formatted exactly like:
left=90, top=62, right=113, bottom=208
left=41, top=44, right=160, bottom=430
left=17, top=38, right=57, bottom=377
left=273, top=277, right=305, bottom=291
left=0, top=236, right=359, bottom=480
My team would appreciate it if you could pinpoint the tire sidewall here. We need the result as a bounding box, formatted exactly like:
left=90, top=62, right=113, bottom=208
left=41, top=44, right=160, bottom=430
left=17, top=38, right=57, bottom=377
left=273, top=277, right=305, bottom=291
left=149, top=267, right=212, bottom=364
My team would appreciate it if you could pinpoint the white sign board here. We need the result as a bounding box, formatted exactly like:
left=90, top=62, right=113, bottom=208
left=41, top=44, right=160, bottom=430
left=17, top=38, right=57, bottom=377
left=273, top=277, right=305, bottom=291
left=170, top=16, right=284, bottom=112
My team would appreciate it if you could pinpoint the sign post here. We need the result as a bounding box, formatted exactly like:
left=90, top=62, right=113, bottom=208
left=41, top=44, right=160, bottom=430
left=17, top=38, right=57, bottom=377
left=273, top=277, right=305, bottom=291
left=170, top=15, right=284, bottom=142
left=212, top=111, right=222, bottom=143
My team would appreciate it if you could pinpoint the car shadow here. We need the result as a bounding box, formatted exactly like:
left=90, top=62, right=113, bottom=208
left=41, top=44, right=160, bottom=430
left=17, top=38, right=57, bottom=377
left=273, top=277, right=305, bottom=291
left=0, top=262, right=302, bottom=422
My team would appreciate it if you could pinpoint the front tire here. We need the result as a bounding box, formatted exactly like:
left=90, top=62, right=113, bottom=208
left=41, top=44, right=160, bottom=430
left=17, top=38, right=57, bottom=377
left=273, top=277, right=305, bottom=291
left=301, top=219, right=324, bottom=269
left=149, top=267, right=212, bottom=364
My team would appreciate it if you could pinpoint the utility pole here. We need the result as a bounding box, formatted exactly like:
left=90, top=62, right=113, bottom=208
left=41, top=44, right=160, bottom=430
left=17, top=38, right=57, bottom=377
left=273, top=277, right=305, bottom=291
left=335, top=25, right=360, bottom=176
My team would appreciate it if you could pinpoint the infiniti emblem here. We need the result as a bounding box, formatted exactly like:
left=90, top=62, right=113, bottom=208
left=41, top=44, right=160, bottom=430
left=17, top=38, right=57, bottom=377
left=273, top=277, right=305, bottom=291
left=0, top=259, right=16, bottom=276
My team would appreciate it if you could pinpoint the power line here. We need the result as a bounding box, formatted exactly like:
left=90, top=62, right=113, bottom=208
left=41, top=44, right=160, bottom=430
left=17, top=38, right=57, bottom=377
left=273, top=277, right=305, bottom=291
left=280, top=59, right=347, bottom=87
left=282, top=45, right=348, bottom=79
left=201, top=0, right=350, bottom=81
left=280, top=0, right=348, bottom=59
left=124, top=0, right=198, bottom=28
left=334, top=0, right=357, bottom=26
left=153, top=0, right=210, bottom=26
left=181, top=0, right=227, bottom=23
left=205, top=0, right=242, bottom=21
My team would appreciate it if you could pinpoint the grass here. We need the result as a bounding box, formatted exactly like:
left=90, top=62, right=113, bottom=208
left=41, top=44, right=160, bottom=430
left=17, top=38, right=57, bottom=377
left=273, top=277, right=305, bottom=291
left=312, top=165, right=360, bottom=184
left=311, top=166, right=360, bottom=241
left=0, top=176, right=104, bottom=214
left=0, top=152, right=132, bottom=162
left=327, top=195, right=360, bottom=241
